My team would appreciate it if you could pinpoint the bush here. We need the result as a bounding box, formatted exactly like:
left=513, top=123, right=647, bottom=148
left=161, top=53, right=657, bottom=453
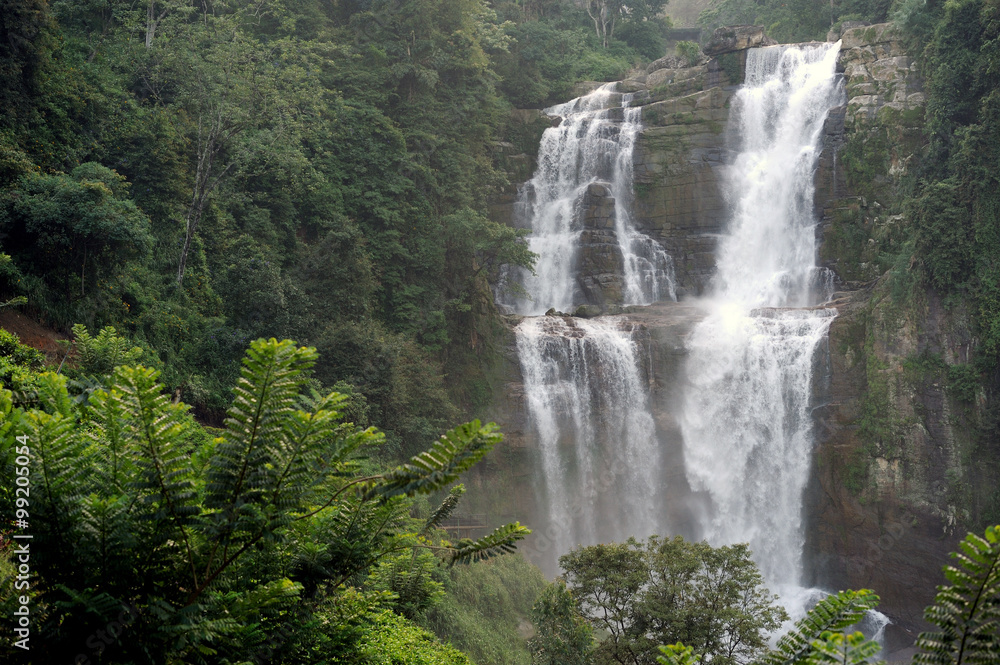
left=0, top=328, right=44, bottom=394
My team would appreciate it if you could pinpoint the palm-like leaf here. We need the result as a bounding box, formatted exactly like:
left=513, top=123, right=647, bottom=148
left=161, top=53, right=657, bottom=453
left=205, top=339, right=317, bottom=544
left=760, top=589, right=880, bottom=665
left=114, top=366, right=199, bottom=529
left=29, top=374, right=90, bottom=543
left=87, top=378, right=136, bottom=492
left=449, top=522, right=531, bottom=565
left=374, top=420, right=502, bottom=499
left=915, top=525, right=1000, bottom=665
left=421, top=484, right=465, bottom=535
left=805, top=630, right=882, bottom=664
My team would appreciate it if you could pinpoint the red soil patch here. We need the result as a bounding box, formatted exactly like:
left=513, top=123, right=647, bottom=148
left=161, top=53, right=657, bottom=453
left=0, top=309, right=69, bottom=365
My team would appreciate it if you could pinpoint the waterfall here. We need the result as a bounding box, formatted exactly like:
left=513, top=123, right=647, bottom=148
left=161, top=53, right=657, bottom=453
left=680, top=42, right=844, bottom=598
left=499, top=83, right=675, bottom=314
left=506, top=82, right=677, bottom=573
left=516, top=315, right=660, bottom=573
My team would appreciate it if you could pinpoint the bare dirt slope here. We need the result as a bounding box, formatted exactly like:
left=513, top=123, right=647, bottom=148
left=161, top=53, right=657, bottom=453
left=0, top=310, right=68, bottom=364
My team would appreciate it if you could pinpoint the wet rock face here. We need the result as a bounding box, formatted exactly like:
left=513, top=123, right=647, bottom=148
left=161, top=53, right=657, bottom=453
left=804, top=285, right=973, bottom=644
left=632, top=85, right=731, bottom=296
left=576, top=182, right=626, bottom=306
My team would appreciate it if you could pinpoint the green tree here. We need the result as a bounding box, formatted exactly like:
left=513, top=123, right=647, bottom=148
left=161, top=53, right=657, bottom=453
left=142, top=0, right=319, bottom=287
left=658, top=589, right=882, bottom=665
left=561, top=536, right=787, bottom=665
left=0, top=0, right=54, bottom=127
left=0, top=162, right=152, bottom=299
left=529, top=579, right=595, bottom=665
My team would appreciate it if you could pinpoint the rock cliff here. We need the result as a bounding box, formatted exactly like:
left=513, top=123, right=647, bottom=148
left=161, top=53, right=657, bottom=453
left=805, top=25, right=990, bottom=658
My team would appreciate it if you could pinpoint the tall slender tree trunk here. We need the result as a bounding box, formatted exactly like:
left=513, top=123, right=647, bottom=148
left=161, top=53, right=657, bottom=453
left=177, top=115, right=228, bottom=288
left=146, top=1, right=170, bottom=49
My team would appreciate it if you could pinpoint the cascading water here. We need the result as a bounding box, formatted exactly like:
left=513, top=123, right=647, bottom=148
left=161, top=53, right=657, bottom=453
left=507, top=83, right=676, bottom=574
left=500, top=83, right=675, bottom=314
left=516, top=316, right=660, bottom=573
left=680, top=42, right=845, bottom=605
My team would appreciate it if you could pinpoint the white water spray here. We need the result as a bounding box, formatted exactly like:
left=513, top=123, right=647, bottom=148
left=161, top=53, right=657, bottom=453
left=680, top=43, right=844, bottom=597
left=501, top=83, right=675, bottom=314
left=516, top=315, right=660, bottom=573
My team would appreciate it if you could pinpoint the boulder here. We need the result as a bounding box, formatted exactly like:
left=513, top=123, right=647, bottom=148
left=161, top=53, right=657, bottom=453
left=647, top=54, right=688, bottom=73
left=573, top=304, right=603, bottom=318
left=703, top=25, right=776, bottom=56
left=827, top=20, right=869, bottom=42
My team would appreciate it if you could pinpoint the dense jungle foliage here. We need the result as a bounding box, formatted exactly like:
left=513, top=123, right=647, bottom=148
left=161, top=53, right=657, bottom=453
left=0, top=324, right=995, bottom=665
left=0, top=0, right=670, bottom=455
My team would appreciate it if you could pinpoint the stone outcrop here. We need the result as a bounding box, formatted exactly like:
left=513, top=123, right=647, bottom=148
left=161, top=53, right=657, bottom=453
left=839, top=23, right=924, bottom=129
left=704, top=24, right=777, bottom=56
left=633, top=85, right=731, bottom=295
left=805, top=281, right=976, bottom=658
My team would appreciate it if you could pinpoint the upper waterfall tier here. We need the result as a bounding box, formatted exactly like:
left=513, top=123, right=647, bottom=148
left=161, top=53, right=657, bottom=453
left=497, top=83, right=676, bottom=315
left=713, top=43, right=845, bottom=309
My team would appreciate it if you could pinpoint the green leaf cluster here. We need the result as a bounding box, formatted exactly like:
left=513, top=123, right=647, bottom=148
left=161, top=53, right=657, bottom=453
left=0, top=338, right=529, bottom=663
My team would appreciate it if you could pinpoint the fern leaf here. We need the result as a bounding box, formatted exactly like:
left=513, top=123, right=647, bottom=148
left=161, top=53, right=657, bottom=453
left=373, top=421, right=502, bottom=499
left=87, top=380, right=136, bottom=492
left=914, top=525, right=1000, bottom=665
left=205, top=339, right=317, bottom=545
left=28, top=403, right=90, bottom=541
left=264, top=392, right=344, bottom=524
left=805, top=630, right=882, bottom=664
left=112, top=366, right=200, bottom=531
left=422, top=484, right=466, bottom=535
left=761, top=589, right=881, bottom=665
left=448, top=522, right=530, bottom=565
left=35, top=371, right=74, bottom=417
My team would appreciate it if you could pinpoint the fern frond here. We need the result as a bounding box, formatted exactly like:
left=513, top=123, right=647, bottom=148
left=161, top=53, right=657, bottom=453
left=205, top=339, right=317, bottom=544
left=76, top=493, right=138, bottom=584
left=373, top=420, right=502, bottom=499
left=52, top=585, right=130, bottom=623
left=915, top=525, right=1000, bottom=665
left=263, top=391, right=344, bottom=527
left=35, top=371, right=74, bottom=417
left=448, top=522, right=530, bottom=565
left=228, top=578, right=303, bottom=619
left=422, top=484, right=465, bottom=535
left=87, top=381, right=136, bottom=492
left=113, top=366, right=199, bottom=531
left=806, top=630, right=882, bottom=664
left=28, top=407, right=90, bottom=539
left=761, top=589, right=881, bottom=665
left=325, top=495, right=412, bottom=583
